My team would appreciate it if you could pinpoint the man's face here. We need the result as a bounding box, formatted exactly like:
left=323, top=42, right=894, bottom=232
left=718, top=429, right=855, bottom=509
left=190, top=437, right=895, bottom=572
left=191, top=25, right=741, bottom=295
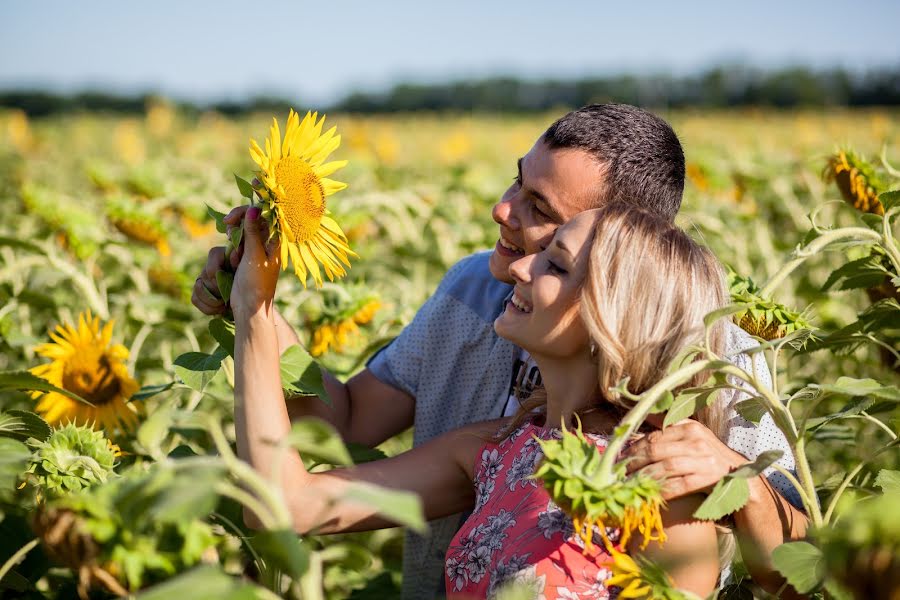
left=489, top=140, right=605, bottom=284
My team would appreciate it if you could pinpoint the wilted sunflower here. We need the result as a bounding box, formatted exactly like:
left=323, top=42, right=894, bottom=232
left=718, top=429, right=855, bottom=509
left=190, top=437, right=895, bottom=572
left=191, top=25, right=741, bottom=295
left=533, top=423, right=667, bottom=553
left=309, top=296, right=382, bottom=356
left=606, top=550, right=696, bottom=600
left=823, top=149, right=885, bottom=216
left=250, top=109, right=357, bottom=288
left=727, top=268, right=814, bottom=341
left=30, top=311, right=140, bottom=431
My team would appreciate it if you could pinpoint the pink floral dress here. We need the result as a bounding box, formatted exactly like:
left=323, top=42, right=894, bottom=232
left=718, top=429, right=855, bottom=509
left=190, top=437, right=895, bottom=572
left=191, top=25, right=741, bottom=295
left=445, top=417, right=622, bottom=599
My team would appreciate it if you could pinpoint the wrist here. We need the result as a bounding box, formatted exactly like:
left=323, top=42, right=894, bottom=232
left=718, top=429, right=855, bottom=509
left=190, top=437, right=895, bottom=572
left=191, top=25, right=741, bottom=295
left=234, top=303, right=275, bottom=326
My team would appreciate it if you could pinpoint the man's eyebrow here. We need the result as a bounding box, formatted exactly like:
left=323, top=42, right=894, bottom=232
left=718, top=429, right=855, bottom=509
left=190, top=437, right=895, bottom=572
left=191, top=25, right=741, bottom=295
left=518, top=158, right=564, bottom=223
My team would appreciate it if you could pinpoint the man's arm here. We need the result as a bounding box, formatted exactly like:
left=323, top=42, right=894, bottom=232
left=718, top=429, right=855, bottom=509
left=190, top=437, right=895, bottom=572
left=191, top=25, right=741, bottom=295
left=621, top=420, right=808, bottom=597
left=192, top=208, right=418, bottom=448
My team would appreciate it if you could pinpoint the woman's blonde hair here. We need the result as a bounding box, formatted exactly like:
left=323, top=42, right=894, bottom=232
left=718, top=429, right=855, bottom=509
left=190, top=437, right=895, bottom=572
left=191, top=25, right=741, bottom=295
left=580, top=201, right=729, bottom=437
left=503, top=201, right=729, bottom=437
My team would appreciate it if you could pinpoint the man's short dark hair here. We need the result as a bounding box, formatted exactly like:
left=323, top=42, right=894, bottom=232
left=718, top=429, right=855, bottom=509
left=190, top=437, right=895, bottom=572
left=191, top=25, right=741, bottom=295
left=542, top=104, right=685, bottom=222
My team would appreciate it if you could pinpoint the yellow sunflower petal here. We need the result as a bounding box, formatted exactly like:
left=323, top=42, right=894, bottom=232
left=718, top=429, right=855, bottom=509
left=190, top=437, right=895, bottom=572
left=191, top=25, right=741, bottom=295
left=298, top=243, right=324, bottom=287
left=321, top=178, right=348, bottom=196
left=314, top=160, right=348, bottom=178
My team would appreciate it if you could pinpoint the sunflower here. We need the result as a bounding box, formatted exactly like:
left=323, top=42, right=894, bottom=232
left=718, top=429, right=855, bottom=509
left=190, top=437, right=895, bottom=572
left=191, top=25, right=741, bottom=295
left=309, top=297, right=382, bottom=356
left=29, top=311, right=140, bottom=431
left=250, top=109, right=357, bottom=288
left=605, top=550, right=693, bottom=599
left=823, top=149, right=885, bottom=216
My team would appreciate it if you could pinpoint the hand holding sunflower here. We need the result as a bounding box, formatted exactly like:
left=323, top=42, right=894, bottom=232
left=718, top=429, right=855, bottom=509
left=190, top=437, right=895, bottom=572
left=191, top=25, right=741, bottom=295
left=229, top=206, right=282, bottom=320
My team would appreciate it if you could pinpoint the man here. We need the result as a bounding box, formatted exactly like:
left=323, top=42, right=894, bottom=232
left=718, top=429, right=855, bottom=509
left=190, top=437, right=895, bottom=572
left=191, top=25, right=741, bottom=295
left=193, top=104, right=808, bottom=598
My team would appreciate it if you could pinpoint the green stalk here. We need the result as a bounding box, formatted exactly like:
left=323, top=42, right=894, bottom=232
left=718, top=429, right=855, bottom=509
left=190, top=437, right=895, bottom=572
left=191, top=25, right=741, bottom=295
left=759, top=226, right=882, bottom=298
left=206, top=417, right=293, bottom=528
left=0, top=538, right=39, bottom=584
left=595, top=360, right=712, bottom=483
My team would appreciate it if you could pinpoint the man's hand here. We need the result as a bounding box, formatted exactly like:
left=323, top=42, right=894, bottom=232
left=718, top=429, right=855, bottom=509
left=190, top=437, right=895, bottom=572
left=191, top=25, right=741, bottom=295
left=621, top=419, right=746, bottom=500
left=191, top=206, right=251, bottom=315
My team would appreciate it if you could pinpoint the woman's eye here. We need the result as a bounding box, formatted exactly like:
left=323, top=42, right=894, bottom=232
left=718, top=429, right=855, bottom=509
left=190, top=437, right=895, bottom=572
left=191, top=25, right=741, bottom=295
left=547, top=260, right=567, bottom=275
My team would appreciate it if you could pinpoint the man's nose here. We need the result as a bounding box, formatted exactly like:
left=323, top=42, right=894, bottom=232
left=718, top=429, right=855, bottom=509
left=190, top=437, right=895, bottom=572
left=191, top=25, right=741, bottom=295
left=492, top=193, right=521, bottom=229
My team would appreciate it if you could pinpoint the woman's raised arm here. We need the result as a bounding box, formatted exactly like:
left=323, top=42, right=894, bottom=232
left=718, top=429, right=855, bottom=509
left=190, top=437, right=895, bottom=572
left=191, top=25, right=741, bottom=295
left=231, top=208, right=489, bottom=534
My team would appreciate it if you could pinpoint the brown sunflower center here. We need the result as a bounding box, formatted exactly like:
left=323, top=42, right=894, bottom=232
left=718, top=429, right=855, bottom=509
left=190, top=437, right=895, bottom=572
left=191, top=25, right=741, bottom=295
left=275, top=155, right=326, bottom=243
left=62, top=355, right=121, bottom=405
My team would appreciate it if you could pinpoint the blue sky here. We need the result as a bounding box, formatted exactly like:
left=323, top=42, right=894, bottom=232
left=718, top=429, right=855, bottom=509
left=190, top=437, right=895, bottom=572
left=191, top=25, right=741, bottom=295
left=2, top=0, right=898, bottom=104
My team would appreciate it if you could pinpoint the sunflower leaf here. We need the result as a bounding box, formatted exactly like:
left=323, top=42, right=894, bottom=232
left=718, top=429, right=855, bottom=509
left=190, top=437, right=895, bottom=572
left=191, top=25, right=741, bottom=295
left=771, top=541, right=825, bottom=594
left=0, top=409, right=51, bottom=442
left=250, top=530, right=310, bottom=579
left=0, top=438, right=31, bottom=502
left=693, top=476, right=750, bottom=520
left=216, top=270, right=234, bottom=305
left=207, top=204, right=228, bottom=234
left=279, top=345, right=331, bottom=405
left=0, top=370, right=95, bottom=406
left=209, top=318, right=236, bottom=358
left=173, top=349, right=228, bottom=393
left=729, top=450, right=783, bottom=479
left=283, top=418, right=352, bottom=466
left=874, top=469, right=900, bottom=493
left=878, top=189, right=900, bottom=211
left=341, top=481, right=428, bottom=534
left=234, top=174, right=254, bottom=199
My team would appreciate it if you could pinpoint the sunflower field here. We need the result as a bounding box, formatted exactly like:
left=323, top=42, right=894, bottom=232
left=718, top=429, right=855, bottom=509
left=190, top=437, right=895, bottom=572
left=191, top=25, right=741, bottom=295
left=0, top=103, right=898, bottom=599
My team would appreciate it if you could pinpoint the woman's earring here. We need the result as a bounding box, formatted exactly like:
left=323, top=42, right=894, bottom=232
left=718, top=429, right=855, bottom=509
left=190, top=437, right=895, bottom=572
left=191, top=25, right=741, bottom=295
left=589, top=342, right=598, bottom=359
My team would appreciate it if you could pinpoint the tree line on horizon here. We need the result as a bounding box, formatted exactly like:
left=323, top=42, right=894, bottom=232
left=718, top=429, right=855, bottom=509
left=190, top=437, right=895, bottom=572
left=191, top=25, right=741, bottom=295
left=3, top=65, right=899, bottom=116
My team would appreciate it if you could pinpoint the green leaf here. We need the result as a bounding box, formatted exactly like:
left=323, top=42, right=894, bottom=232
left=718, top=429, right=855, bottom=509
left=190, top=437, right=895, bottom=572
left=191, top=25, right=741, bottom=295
left=663, top=388, right=721, bottom=427
left=234, top=174, right=254, bottom=199
left=251, top=529, right=309, bottom=579
left=0, top=236, right=44, bottom=254
left=346, top=443, right=389, bottom=464
left=133, top=381, right=176, bottom=401
left=704, top=304, right=748, bottom=329
left=146, top=466, right=225, bottom=523
left=816, top=377, right=900, bottom=401
left=283, top=418, right=352, bottom=466
left=229, top=224, right=243, bottom=250
left=729, top=450, right=783, bottom=479
left=771, top=541, right=825, bottom=594
left=821, top=252, right=888, bottom=292
left=0, top=438, right=31, bottom=499
left=216, top=270, right=234, bottom=305
left=652, top=390, right=674, bottom=414
left=173, top=348, right=228, bottom=393
left=874, top=469, right=900, bottom=493
left=734, top=397, right=768, bottom=424
left=693, top=476, right=750, bottom=520
left=136, top=407, right=172, bottom=458
left=0, top=409, right=51, bottom=442
left=134, top=565, right=277, bottom=600
left=805, top=397, right=875, bottom=431
left=879, top=189, right=900, bottom=211
left=280, top=345, right=331, bottom=405
left=342, top=481, right=428, bottom=534
left=207, top=204, right=228, bottom=234
left=209, top=318, right=236, bottom=358
left=0, top=370, right=94, bottom=406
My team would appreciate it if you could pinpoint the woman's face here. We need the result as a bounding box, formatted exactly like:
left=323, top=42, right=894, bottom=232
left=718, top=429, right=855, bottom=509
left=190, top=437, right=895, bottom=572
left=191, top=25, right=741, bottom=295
left=494, top=210, right=598, bottom=358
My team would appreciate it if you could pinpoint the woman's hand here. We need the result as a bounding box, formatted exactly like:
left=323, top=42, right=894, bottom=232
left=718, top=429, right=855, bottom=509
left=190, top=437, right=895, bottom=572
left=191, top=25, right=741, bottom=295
left=231, top=206, right=281, bottom=321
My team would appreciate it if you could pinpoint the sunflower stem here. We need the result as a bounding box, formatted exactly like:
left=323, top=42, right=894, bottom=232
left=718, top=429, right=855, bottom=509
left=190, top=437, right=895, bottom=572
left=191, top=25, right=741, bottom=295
left=0, top=538, right=40, bottom=584
left=596, top=359, right=714, bottom=483
left=759, top=226, right=883, bottom=299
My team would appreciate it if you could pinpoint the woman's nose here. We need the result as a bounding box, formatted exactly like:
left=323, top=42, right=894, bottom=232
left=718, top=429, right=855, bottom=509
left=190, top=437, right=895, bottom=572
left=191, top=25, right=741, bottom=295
left=508, top=254, right=533, bottom=284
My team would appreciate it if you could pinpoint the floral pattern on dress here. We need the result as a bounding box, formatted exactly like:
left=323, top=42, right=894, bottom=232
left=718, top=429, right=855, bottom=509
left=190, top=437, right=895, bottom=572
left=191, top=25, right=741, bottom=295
left=446, top=419, right=620, bottom=599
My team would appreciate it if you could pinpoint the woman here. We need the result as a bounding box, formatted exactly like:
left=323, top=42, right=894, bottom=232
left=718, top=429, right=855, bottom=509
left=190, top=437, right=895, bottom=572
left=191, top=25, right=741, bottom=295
left=231, top=202, right=727, bottom=598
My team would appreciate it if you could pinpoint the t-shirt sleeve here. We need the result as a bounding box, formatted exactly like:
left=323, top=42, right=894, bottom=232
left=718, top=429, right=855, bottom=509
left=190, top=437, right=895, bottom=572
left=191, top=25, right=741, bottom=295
left=366, top=255, right=474, bottom=399
left=722, top=325, right=805, bottom=510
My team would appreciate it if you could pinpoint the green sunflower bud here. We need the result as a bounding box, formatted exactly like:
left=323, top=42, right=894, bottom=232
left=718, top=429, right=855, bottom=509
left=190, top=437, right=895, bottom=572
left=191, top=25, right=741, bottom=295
left=24, top=423, right=117, bottom=499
